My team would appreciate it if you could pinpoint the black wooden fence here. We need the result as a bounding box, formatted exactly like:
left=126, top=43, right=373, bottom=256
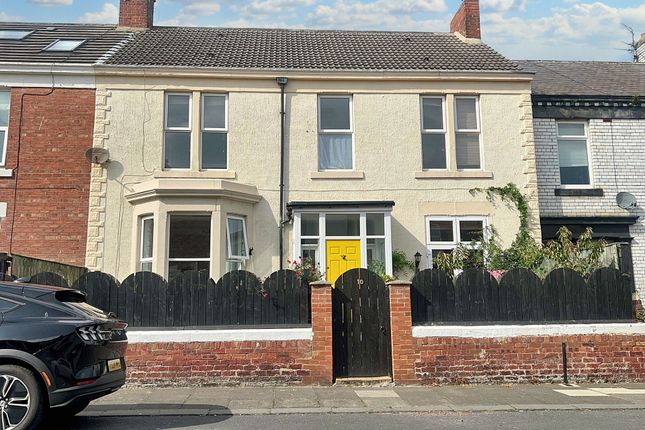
left=26, top=269, right=310, bottom=328
left=411, top=268, right=634, bottom=325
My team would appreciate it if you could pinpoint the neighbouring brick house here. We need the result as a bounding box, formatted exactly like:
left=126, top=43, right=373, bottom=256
left=637, top=33, right=645, bottom=63
left=0, top=23, right=132, bottom=266
left=519, top=60, right=645, bottom=302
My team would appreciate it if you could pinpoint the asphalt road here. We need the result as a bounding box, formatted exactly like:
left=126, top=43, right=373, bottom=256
left=57, top=410, right=644, bottom=430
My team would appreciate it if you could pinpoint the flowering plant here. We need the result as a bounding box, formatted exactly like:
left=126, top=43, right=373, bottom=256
left=288, top=257, right=324, bottom=282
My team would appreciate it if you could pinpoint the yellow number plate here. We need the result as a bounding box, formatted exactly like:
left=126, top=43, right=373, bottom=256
left=107, top=359, right=122, bottom=372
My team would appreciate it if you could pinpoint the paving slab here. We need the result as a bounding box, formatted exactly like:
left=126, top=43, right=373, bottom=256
left=274, top=387, right=319, bottom=408
left=313, top=387, right=364, bottom=408
left=393, top=388, right=453, bottom=407
left=228, top=399, right=274, bottom=409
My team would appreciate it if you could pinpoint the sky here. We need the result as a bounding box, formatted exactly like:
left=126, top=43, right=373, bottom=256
left=0, top=0, right=644, bottom=61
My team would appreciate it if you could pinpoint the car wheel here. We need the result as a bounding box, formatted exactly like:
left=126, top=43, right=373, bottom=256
left=49, top=399, right=90, bottom=419
left=0, top=365, right=45, bottom=430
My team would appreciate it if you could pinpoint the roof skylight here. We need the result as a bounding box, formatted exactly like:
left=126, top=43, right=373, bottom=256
left=44, top=39, right=85, bottom=52
left=0, top=30, right=32, bottom=40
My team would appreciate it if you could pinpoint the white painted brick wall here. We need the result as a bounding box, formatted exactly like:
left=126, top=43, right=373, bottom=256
left=535, top=118, right=645, bottom=299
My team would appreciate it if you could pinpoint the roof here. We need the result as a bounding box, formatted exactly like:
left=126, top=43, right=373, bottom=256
left=106, top=26, right=520, bottom=72
left=518, top=60, right=645, bottom=97
left=0, top=22, right=132, bottom=65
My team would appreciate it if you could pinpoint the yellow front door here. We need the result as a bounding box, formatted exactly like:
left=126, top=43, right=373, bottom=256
left=326, top=240, right=361, bottom=284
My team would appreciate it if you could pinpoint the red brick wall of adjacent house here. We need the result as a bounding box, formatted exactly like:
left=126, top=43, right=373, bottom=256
left=0, top=88, right=94, bottom=267
left=450, top=0, right=481, bottom=39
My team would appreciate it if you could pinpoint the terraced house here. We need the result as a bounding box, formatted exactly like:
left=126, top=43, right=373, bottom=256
left=83, top=0, right=541, bottom=284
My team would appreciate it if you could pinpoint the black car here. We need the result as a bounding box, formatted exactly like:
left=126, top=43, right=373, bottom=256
left=0, top=282, right=127, bottom=429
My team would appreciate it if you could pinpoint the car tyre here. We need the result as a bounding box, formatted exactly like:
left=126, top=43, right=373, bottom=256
left=49, top=399, right=90, bottom=420
left=0, top=365, right=45, bottom=430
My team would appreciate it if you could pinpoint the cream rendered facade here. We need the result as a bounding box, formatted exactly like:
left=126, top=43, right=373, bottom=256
left=86, top=69, right=540, bottom=281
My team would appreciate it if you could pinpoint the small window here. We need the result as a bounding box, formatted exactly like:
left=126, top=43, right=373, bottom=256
left=139, top=216, right=154, bottom=272
left=0, top=91, right=9, bottom=166
left=227, top=216, right=249, bottom=260
left=164, top=93, right=192, bottom=169
left=426, top=216, right=486, bottom=267
left=168, top=214, right=210, bottom=278
left=318, top=96, right=353, bottom=170
left=421, top=97, right=447, bottom=170
left=0, top=30, right=32, bottom=40
left=301, top=213, right=319, bottom=236
left=326, top=213, right=360, bottom=237
left=455, top=97, right=481, bottom=170
left=44, top=39, right=85, bottom=52
left=201, top=94, right=227, bottom=170
left=557, top=121, right=590, bottom=186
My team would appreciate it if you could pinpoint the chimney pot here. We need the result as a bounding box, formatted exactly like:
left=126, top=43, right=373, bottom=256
left=119, top=0, right=155, bottom=30
left=450, top=0, right=481, bottom=39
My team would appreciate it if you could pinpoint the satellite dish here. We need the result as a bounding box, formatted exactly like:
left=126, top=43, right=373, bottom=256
left=85, top=148, right=109, bottom=164
left=616, top=192, right=638, bottom=210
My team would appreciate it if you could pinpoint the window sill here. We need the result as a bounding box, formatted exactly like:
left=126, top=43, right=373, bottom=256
left=414, top=170, right=493, bottom=179
left=310, top=171, right=365, bottom=180
left=555, top=188, right=604, bottom=197
left=155, top=170, right=237, bottom=179
left=0, top=168, right=13, bottom=178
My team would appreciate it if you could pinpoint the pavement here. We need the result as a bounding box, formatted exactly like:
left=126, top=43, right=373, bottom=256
left=82, top=383, right=645, bottom=417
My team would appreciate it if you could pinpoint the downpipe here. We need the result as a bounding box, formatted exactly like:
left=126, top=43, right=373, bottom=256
left=276, top=77, right=288, bottom=270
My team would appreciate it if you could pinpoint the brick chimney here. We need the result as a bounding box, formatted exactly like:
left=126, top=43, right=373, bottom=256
left=119, top=0, right=155, bottom=30
left=450, top=0, right=481, bottom=39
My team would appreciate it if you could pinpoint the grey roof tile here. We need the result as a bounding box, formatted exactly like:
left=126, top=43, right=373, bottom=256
left=0, top=22, right=133, bottom=65
left=518, top=60, right=645, bottom=97
left=106, top=26, right=519, bottom=72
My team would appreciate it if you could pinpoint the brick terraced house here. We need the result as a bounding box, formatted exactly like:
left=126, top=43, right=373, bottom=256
left=0, top=23, right=132, bottom=266
left=519, top=60, right=645, bottom=302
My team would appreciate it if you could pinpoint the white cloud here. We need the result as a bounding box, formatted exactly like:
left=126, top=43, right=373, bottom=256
left=157, top=1, right=221, bottom=26
left=240, top=0, right=315, bottom=16
left=79, top=3, right=118, bottom=24
left=480, top=0, right=527, bottom=12
left=29, top=0, right=73, bottom=6
left=0, top=11, right=21, bottom=21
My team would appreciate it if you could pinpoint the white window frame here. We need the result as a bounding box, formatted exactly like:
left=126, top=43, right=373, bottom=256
left=139, top=215, right=154, bottom=272
left=454, top=96, right=483, bottom=171
left=317, top=95, right=355, bottom=171
left=166, top=213, right=211, bottom=273
left=420, top=96, right=448, bottom=171
left=226, top=215, right=250, bottom=261
left=0, top=90, right=9, bottom=167
left=556, top=120, right=592, bottom=188
left=425, top=216, right=487, bottom=267
left=200, top=93, right=228, bottom=171
left=164, top=92, right=193, bottom=170
left=43, top=39, right=85, bottom=52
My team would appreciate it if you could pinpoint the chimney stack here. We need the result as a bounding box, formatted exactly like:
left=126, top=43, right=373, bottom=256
left=119, top=0, right=155, bottom=30
left=450, top=0, right=481, bottom=39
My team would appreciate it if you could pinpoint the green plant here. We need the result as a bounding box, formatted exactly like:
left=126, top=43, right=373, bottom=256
left=542, top=227, right=606, bottom=278
left=392, top=250, right=414, bottom=277
left=368, top=260, right=394, bottom=282
left=287, top=257, right=323, bottom=282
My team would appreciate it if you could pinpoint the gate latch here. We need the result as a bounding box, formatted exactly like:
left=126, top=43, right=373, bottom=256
left=380, top=325, right=387, bottom=335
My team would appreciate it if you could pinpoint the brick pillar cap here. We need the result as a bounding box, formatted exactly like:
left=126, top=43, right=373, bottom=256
left=310, top=280, right=332, bottom=287
left=386, top=280, right=412, bottom=286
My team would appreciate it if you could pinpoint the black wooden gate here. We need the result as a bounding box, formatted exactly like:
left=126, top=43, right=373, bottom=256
left=332, top=269, right=391, bottom=378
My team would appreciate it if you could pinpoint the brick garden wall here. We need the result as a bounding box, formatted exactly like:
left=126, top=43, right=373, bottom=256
left=0, top=88, right=94, bottom=266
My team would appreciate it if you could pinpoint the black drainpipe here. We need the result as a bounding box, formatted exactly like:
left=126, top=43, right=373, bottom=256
left=277, top=77, right=288, bottom=270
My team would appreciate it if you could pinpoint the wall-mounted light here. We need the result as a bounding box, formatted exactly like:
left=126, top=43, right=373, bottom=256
left=414, top=252, right=422, bottom=272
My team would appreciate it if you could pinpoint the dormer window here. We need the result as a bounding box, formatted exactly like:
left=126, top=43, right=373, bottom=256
left=43, top=39, right=85, bottom=52
left=0, top=30, right=32, bottom=40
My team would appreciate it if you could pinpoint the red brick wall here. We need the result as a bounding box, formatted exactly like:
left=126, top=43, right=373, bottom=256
left=0, top=88, right=94, bottom=266
left=119, top=0, right=155, bottom=29
left=450, top=0, right=481, bottom=39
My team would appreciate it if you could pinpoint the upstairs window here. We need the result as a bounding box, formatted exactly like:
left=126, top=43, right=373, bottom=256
left=0, top=91, right=9, bottom=166
left=164, top=93, right=192, bottom=169
left=0, top=30, right=32, bottom=40
left=44, top=39, right=85, bottom=52
left=201, top=94, right=227, bottom=170
left=421, top=96, right=447, bottom=169
left=455, top=97, right=481, bottom=170
left=318, top=96, right=353, bottom=170
left=557, top=122, right=590, bottom=186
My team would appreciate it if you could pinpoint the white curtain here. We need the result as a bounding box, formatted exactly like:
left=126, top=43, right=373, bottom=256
left=319, top=134, right=352, bottom=170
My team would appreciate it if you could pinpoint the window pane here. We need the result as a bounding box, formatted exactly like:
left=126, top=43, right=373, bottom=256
left=367, top=238, right=386, bottom=267
left=320, top=97, right=350, bottom=130
left=228, top=218, right=248, bottom=258
left=456, top=98, right=478, bottom=130
left=319, top=134, right=352, bottom=170
left=558, top=139, right=590, bottom=185
left=0, top=92, right=9, bottom=127
left=301, top=213, right=319, bottom=236
left=141, top=218, right=154, bottom=259
left=422, top=98, right=443, bottom=130
left=366, top=213, right=384, bottom=236
left=166, top=95, right=190, bottom=128
left=141, top=261, right=152, bottom=272
left=429, top=220, right=453, bottom=242
left=169, top=215, right=211, bottom=259
left=225, top=260, right=242, bottom=273
left=456, top=134, right=481, bottom=169
left=459, top=220, right=484, bottom=242
left=201, top=132, right=227, bottom=169
left=169, top=260, right=209, bottom=278
left=46, top=40, right=84, bottom=51
left=422, top=134, right=447, bottom=169
left=164, top=132, right=191, bottom=168
left=431, top=249, right=452, bottom=268
left=203, top=95, right=226, bottom=129
left=0, top=131, right=5, bottom=164
left=302, top=239, right=319, bottom=263
left=558, top=123, right=585, bottom=137
left=0, top=30, right=31, bottom=40
left=326, top=214, right=360, bottom=236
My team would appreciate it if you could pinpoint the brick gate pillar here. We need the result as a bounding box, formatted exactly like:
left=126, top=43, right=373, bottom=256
left=388, top=281, right=418, bottom=384
left=304, top=281, right=333, bottom=385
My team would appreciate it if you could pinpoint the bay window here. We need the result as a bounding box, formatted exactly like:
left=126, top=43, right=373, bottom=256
left=168, top=214, right=211, bottom=278
left=426, top=216, right=486, bottom=267
left=164, top=93, right=192, bottom=169
left=455, top=96, right=481, bottom=170
left=0, top=91, right=9, bottom=166
left=226, top=216, right=249, bottom=272
left=421, top=96, right=447, bottom=170
left=318, top=96, right=353, bottom=170
left=557, top=121, right=590, bottom=186
left=139, top=216, right=154, bottom=272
